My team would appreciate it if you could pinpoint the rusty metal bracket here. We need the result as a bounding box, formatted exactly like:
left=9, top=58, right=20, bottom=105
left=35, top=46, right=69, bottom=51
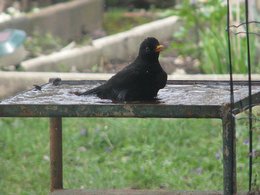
left=50, top=117, right=63, bottom=192
left=221, top=104, right=237, bottom=195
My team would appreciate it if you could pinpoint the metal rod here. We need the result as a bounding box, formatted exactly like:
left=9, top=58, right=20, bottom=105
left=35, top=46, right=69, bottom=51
left=244, top=0, right=253, bottom=191
left=233, top=31, right=260, bottom=36
left=228, top=20, right=260, bottom=28
left=226, top=1, right=235, bottom=108
left=50, top=117, right=63, bottom=192
left=222, top=105, right=237, bottom=195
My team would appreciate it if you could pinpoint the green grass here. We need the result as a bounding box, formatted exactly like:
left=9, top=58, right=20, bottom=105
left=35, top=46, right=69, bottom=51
left=0, top=115, right=259, bottom=194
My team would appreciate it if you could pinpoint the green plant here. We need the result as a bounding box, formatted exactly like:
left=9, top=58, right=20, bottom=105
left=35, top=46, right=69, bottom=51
left=24, top=32, right=64, bottom=58
left=170, top=0, right=260, bottom=74
left=168, top=0, right=225, bottom=57
left=103, top=8, right=154, bottom=35
left=199, top=27, right=258, bottom=74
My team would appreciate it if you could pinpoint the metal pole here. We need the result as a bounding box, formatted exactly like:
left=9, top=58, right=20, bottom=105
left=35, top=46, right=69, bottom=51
left=225, top=1, right=237, bottom=193
left=222, top=105, right=236, bottom=195
left=50, top=117, right=63, bottom=192
left=244, top=0, right=253, bottom=191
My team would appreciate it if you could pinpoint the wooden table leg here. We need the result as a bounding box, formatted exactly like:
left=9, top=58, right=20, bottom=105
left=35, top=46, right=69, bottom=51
left=50, top=117, right=63, bottom=192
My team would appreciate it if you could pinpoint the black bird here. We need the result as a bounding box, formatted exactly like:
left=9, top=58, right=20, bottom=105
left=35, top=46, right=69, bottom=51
left=78, top=37, right=167, bottom=101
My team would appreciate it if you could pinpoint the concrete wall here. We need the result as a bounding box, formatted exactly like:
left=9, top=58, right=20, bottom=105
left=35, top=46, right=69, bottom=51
left=21, top=16, right=180, bottom=72
left=0, top=0, right=103, bottom=41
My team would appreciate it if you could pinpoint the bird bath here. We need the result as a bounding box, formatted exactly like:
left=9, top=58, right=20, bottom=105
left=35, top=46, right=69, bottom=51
left=0, top=79, right=260, bottom=194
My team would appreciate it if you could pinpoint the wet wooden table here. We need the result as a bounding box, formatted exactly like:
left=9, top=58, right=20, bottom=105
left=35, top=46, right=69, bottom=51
left=1, top=79, right=260, bottom=195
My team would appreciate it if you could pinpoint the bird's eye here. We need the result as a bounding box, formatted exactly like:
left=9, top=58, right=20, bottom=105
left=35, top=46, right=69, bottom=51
left=145, top=47, right=150, bottom=52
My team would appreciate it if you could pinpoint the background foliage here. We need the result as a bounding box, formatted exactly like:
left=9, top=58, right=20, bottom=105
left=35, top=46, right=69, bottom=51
left=169, top=0, right=260, bottom=74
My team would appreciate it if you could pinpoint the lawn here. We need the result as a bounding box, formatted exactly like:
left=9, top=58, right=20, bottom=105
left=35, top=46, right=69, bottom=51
left=0, top=115, right=258, bottom=194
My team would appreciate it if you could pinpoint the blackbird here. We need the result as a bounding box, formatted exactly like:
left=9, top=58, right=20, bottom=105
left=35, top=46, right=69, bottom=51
left=78, top=37, right=167, bottom=101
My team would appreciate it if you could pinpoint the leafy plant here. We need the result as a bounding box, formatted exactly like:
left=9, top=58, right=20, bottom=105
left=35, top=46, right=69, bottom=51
left=170, top=0, right=260, bottom=74
left=24, top=32, right=64, bottom=58
left=103, top=8, right=154, bottom=35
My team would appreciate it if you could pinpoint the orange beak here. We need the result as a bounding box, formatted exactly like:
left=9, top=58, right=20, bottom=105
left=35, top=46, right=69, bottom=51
left=155, top=44, right=164, bottom=52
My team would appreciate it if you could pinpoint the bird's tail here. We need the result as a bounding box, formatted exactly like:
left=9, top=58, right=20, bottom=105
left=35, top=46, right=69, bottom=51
left=78, top=85, right=103, bottom=96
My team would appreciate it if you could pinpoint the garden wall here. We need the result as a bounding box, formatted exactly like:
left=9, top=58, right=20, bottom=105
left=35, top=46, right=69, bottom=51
left=21, top=16, right=180, bottom=72
left=0, top=0, right=103, bottom=41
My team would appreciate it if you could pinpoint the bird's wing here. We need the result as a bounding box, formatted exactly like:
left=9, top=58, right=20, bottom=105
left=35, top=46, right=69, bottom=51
left=77, top=64, right=141, bottom=97
left=105, top=64, right=142, bottom=90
